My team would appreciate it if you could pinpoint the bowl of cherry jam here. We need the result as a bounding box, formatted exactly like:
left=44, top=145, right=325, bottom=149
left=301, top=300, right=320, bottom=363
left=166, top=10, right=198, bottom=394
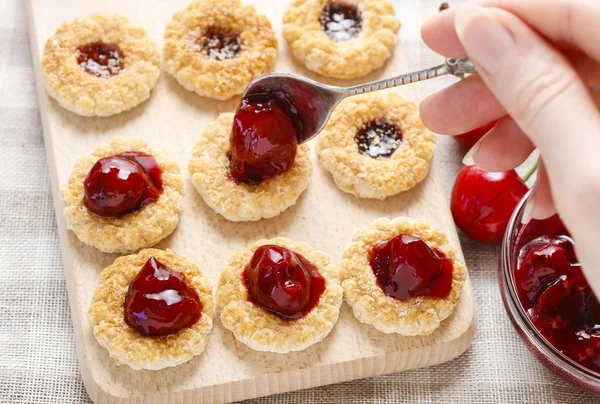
left=500, top=193, right=600, bottom=394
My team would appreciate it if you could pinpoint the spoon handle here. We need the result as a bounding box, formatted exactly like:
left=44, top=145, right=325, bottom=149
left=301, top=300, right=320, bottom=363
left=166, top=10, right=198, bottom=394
left=342, top=57, right=477, bottom=97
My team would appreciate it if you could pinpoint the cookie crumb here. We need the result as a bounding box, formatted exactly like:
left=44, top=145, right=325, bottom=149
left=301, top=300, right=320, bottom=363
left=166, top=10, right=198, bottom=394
left=89, top=249, right=215, bottom=370
left=188, top=113, right=312, bottom=222
left=317, top=92, right=436, bottom=200
left=218, top=238, right=343, bottom=353
left=42, top=13, right=160, bottom=116
left=341, top=217, right=466, bottom=335
left=164, top=0, right=278, bottom=100
left=283, top=0, right=401, bottom=79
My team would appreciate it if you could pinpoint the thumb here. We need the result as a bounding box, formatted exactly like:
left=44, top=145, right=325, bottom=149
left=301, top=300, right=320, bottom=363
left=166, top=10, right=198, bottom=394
left=454, top=5, right=600, bottom=295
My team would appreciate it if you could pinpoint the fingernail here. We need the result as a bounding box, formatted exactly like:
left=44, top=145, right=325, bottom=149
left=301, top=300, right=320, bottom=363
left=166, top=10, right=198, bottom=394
left=455, top=6, right=515, bottom=75
left=462, top=142, right=481, bottom=166
left=521, top=198, right=534, bottom=225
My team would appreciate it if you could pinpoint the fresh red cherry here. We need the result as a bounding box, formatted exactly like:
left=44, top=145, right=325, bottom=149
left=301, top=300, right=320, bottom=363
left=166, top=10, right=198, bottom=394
left=453, top=121, right=497, bottom=149
left=515, top=220, right=600, bottom=373
left=243, top=245, right=325, bottom=320
left=451, top=165, right=528, bottom=243
left=83, top=152, right=162, bottom=218
left=230, top=98, right=298, bottom=185
left=370, top=234, right=453, bottom=300
left=124, top=256, right=202, bottom=337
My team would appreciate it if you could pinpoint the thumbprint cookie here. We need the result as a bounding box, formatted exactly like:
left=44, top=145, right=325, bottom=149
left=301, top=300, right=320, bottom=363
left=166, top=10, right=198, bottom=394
left=164, top=0, right=278, bottom=100
left=42, top=13, right=160, bottom=117
left=317, top=92, right=436, bottom=199
left=188, top=109, right=312, bottom=222
left=283, top=0, right=401, bottom=79
left=218, top=238, right=343, bottom=353
left=341, top=217, right=466, bottom=335
left=62, top=138, right=183, bottom=253
left=88, top=249, right=215, bottom=370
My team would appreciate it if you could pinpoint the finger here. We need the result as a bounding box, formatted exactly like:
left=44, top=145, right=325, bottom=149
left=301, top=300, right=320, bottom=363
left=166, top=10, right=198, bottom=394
left=463, top=116, right=535, bottom=172
left=522, top=160, right=556, bottom=223
left=419, top=74, right=505, bottom=134
left=455, top=6, right=600, bottom=164
left=565, top=50, right=600, bottom=108
left=458, top=6, right=600, bottom=296
left=421, top=7, right=465, bottom=58
left=422, top=0, right=600, bottom=62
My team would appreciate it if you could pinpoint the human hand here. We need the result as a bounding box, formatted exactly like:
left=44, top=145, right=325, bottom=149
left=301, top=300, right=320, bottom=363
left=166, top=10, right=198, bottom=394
left=418, top=0, right=600, bottom=292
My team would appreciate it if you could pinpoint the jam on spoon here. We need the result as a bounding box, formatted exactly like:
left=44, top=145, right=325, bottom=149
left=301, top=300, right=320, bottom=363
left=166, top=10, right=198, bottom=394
left=243, top=245, right=326, bottom=320
left=370, top=234, right=453, bottom=300
left=515, top=217, right=600, bottom=373
left=77, top=41, right=125, bottom=78
left=83, top=151, right=162, bottom=218
left=320, top=2, right=362, bottom=42
left=124, top=256, right=202, bottom=337
left=355, top=120, right=402, bottom=159
left=230, top=97, right=299, bottom=185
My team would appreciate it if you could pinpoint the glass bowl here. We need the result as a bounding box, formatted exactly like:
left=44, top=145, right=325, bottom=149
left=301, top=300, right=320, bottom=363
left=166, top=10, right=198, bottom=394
left=499, top=193, right=600, bottom=394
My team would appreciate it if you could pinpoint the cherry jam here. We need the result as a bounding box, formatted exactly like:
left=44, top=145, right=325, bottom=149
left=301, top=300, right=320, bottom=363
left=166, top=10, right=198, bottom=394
left=77, top=41, right=124, bottom=78
left=193, top=26, right=242, bottom=61
left=515, top=216, right=600, bottom=373
left=355, top=120, right=403, bottom=159
left=124, top=256, right=202, bottom=337
left=83, top=151, right=162, bottom=218
left=370, top=234, right=453, bottom=300
left=230, top=98, right=298, bottom=185
left=243, top=245, right=326, bottom=320
left=320, top=2, right=362, bottom=42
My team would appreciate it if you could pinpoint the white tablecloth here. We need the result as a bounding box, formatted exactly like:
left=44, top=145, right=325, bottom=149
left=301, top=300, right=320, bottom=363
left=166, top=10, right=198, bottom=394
left=1, top=0, right=597, bottom=402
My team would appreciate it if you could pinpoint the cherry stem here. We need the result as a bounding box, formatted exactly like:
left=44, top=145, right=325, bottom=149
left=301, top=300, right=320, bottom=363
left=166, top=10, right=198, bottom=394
left=522, top=160, right=539, bottom=183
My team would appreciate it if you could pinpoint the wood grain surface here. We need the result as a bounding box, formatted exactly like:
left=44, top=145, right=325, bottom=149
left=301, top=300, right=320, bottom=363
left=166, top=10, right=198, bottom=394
left=25, top=1, right=475, bottom=402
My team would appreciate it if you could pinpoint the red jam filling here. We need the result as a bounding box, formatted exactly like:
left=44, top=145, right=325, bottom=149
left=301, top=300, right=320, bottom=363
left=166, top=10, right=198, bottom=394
left=230, top=98, right=298, bottom=185
left=320, top=2, right=362, bottom=42
left=124, top=256, right=202, bottom=337
left=243, top=245, right=326, bottom=320
left=77, top=41, right=125, bottom=78
left=515, top=216, right=600, bottom=373
left=370, top=234, right=453, bottom=300
left=355, top=120, right=403, bottom=159
left=83, top=151, right=162, bottom=218
left=192, top=26, right=242, bottom=61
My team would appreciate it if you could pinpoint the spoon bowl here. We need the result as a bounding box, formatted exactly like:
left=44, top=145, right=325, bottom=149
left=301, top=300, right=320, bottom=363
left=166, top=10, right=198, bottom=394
left=242, top=57, right=477, bottom=143
left=242, top=73, right=344, bottom=144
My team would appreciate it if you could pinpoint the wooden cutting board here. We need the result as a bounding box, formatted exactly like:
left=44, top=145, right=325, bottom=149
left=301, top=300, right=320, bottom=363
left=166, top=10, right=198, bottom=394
left=25, top=0, right=475, bottom=402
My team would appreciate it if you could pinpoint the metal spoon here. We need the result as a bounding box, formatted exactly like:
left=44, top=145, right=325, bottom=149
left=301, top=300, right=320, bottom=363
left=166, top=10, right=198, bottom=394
left=242, top=57, right=477, bottom=143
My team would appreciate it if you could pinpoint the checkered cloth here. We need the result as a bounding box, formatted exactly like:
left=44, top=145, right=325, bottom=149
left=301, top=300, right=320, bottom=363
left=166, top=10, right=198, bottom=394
left=1, top=0, right=596, bottom=402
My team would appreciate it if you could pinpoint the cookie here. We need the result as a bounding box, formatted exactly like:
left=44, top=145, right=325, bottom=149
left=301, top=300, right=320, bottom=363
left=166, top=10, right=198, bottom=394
left=283, top=0, right=401, bottom=79
left=42, top=13, right=160, bottom=116
left=62, top=137, right=183, bottom=253
left=218, top=238, right=343, bottom=353
left=188, top=113, right=312, bottom=221
left=88, top=249, right=215, bottom=370
left=164, top=0, right=278, bottom=100
left=317, top=91, right=436, bottom=199
left=341, top=217, right=466, bottom=335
